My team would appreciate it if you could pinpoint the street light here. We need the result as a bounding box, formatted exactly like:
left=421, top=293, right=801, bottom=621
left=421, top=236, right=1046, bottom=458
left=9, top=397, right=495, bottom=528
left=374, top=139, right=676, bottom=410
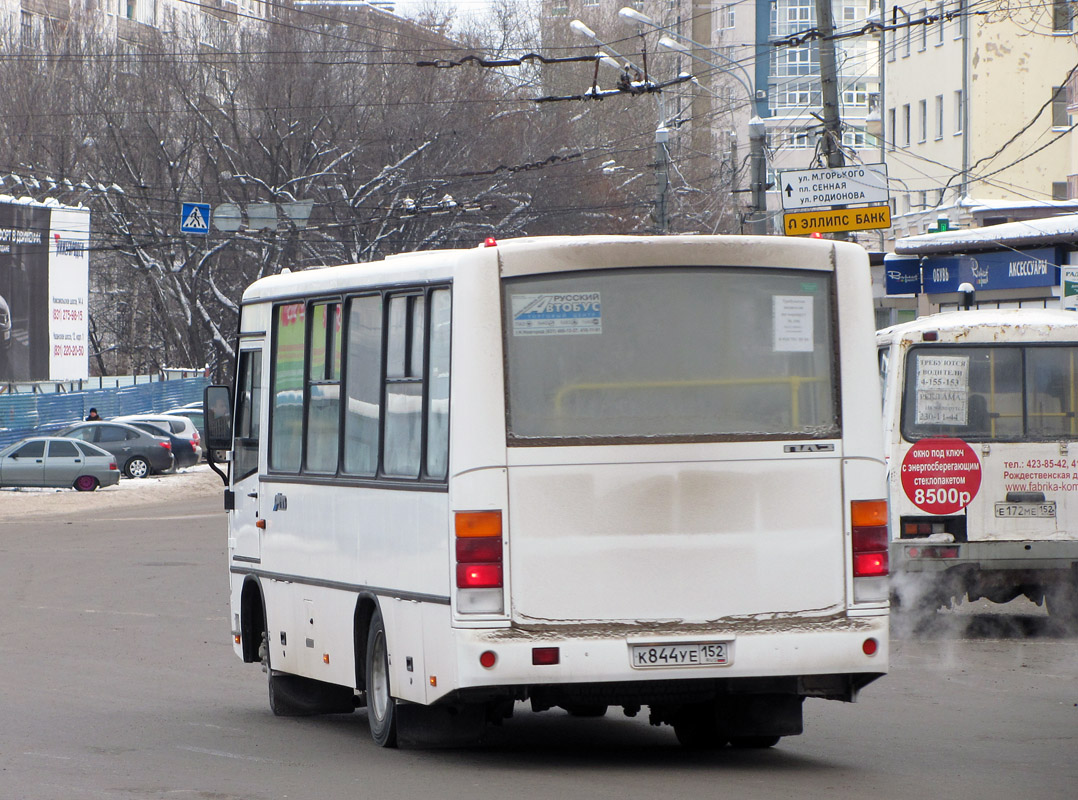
left=570, top=17, right=671, bottom=233
left=656, top=36, right=753, bottom=103
left=619, top=7, right=768, bottom=234
left=618, top=7, right=760, bottom=113
left=570, top=19, right=644, bottom=77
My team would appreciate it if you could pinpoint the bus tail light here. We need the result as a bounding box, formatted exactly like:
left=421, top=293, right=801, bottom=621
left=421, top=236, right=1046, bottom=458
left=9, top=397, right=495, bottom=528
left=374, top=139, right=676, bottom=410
left=455, top=511, right=504, bottom=614
left=851, top=499, right=889, bottom=602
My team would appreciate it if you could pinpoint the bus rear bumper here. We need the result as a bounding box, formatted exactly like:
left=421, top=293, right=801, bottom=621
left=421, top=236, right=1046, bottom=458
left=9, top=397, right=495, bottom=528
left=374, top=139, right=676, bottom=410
left=893, top=538, right=1078, bottom=574
left=441, top=614, right=888, bottom=705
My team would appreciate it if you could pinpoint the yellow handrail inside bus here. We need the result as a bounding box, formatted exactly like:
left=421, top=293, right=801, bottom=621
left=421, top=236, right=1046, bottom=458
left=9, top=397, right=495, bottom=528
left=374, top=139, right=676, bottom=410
left=552, top=375, right=823, bottom=429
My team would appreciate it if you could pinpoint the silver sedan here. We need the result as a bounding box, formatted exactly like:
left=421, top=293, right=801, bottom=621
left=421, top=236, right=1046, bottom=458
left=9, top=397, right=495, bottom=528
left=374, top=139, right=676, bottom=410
left=0, top=436, right=121, bottom=491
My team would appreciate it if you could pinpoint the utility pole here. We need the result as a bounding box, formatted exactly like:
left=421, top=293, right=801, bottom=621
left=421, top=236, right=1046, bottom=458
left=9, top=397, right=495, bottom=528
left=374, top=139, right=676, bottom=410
left=814, top=0, right=848, bottom=240
left=655, top=126, right=671, bottom=232
left=748, top=117, right=767, bottom=235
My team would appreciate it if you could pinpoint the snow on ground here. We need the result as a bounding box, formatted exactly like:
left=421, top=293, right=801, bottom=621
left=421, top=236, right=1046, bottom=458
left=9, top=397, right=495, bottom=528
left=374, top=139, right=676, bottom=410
left=0, top=464, right=223, bottom=518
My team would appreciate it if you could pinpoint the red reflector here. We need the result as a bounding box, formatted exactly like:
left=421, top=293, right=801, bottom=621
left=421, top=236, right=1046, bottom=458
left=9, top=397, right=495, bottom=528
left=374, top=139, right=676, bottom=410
left=853, top=551, right=889, bottom=578
left=909, top=546, right=959, bottom=560
left=532, top=647, right=560, bottom=666
left=483, top=237, right=498, bottom=248
left=479, top=650, right=497, bottom=669
left=456, top=537, right=502, bottom=563
left=457, top=563, right=502, bottom=589
left=109, top=463, right=118, bottom=470
left=863, top=638, right=879, bottom=656
left=922, top=331, right=938, bottom=341
left=160, top=441, right=171, bottom=449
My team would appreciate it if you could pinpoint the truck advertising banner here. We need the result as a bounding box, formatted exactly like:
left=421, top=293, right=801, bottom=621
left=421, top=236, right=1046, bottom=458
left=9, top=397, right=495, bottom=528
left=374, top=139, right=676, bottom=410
left=0, top=200, right=89, bottom=382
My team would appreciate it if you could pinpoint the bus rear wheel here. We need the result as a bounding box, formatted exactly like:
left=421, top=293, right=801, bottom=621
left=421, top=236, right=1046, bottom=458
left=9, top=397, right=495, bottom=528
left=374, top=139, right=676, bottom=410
left=366, top=608, right=398, bottom=747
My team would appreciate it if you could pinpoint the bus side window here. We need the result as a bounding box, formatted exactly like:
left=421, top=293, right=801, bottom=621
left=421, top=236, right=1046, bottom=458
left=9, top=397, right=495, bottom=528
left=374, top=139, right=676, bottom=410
left=383, top=294, right=424, bottom=478
left=426, top=289, right=451, bottom=479
left=234, top=350, right=262, bottom=480
left=343, top=295, right=382, bottom=476
left=270, top=303, right=306, bottom=472
left=306, top=302, right=342, bottom=474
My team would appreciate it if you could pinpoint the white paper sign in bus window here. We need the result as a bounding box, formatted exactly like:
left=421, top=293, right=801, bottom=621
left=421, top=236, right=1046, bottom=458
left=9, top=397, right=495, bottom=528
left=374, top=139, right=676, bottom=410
left=773, top=295, right=814, bottom=352
left=915, top=354, right=969, bottom=425
left=511, top=292, right=602, bottom=336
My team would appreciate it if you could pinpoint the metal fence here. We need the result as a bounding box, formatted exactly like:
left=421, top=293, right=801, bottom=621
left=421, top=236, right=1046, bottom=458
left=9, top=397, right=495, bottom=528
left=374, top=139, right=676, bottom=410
left=0, top=375, right=210, bottom=449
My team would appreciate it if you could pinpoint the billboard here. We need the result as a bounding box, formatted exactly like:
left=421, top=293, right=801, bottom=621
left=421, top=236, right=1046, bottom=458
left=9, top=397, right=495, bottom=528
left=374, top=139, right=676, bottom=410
left=0, top=200, right=89, bottom=382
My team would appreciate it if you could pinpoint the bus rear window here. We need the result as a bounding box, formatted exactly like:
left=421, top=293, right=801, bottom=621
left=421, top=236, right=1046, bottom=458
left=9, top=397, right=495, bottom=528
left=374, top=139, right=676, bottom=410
left=502, top=267, right=838, bottom=443
left=901, top=344, right=1078, bottom=441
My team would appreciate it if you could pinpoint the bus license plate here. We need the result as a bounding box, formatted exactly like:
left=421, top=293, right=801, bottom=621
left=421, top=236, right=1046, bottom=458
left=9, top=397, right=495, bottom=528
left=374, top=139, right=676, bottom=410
left=994, top=502, right=1056, bottom=518
left=630, top=642, right=729, bottom=668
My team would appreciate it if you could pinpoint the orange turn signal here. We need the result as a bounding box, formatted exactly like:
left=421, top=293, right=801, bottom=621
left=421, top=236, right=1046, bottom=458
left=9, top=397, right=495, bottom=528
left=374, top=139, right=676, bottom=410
left=455, top=511, right=502, bottom=538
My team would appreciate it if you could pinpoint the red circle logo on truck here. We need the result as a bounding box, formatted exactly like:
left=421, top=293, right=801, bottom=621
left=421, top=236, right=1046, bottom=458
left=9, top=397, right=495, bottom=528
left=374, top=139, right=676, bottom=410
left=900, top=437, right=982, bottom=514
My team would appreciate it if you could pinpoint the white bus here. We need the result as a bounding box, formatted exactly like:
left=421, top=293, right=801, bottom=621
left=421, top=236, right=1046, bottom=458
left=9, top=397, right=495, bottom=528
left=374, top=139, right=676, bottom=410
left=877, top=309, right=1078, bottom=625
left=206, top=235, right=889, bottom=749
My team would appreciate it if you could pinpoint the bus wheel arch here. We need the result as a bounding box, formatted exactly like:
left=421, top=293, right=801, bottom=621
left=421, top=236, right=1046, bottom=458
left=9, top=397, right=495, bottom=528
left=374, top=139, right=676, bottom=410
left=239, top=576, right=266, bottom=664
left=353, top=594, right=379, bottom=692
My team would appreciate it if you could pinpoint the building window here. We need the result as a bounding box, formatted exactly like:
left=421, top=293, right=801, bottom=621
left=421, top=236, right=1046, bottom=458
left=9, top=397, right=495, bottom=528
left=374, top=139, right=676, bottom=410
left=953, top=0, right=965, bottom=39
left=900, top=9, right=911, bottom=56
left=1052, top=181, right=1069, bottom=201
left=1053, top=0, right=1073, bottom=32
left=902, top=103, right=911, bottom=146
left=550, top=1, right=569, bottom=16
left=843, top=82, right=869, bottom=107
left=20, top=10, right=32, bottom=46
left=786, top=131, right=812, bottom=149
left=954, top=89, right=963, bottom=133
left=888, top=107, right=896, bottom=150
left=919, top=7, right=928, bottom=50
left=936, top=1, right=945, bottom=44
left=718, top=3, right=736, bottom=29
left=843, top=129, right=870, bottom=149
left=935, top=94, right=944, bottom=139
left=1053, top=86, right=1070, bottom=128
left=918, top=99, right=927, bottom=142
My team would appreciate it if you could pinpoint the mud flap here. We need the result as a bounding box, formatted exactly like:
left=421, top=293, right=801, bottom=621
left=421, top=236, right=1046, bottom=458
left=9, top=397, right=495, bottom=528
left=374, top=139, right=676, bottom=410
left=716, top=694, right=803, bottom=738
left=395, top=702, right=487, bottom=748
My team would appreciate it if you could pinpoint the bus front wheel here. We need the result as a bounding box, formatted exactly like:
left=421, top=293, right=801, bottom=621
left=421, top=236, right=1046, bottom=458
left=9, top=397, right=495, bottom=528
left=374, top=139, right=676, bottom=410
left=366, top=608, right=398, bottom=747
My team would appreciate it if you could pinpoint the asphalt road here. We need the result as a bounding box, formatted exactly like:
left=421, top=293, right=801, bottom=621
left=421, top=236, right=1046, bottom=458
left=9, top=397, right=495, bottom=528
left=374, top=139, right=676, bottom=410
left=1, top=488, right=1075, bottom=800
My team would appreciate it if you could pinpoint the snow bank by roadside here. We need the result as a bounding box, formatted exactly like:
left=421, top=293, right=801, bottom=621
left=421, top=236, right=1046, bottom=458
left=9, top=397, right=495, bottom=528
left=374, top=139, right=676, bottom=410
left=0, top=464, right=224, bottom=518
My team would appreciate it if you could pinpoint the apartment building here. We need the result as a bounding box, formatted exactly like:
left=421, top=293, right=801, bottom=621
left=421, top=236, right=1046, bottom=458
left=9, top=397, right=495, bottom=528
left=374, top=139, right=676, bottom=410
left=883, top=0, right=1078, bottom=240
left=540, top=1, right=883, bottom=233
left=766, top=0, right=883, bottom=233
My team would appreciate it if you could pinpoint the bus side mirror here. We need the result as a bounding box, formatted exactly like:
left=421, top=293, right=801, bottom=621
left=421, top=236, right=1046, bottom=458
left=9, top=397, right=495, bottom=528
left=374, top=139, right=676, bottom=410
left=204, top=385, right=234, bottom=452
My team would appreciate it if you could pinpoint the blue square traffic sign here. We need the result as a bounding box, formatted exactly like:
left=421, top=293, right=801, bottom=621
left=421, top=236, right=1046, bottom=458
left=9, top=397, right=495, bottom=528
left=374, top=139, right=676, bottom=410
left=181, top=202, right=211, bottom=235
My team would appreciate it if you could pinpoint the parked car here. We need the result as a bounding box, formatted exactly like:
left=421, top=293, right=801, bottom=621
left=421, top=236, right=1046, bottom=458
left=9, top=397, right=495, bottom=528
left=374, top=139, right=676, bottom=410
left=161, top=407, right=207, bottom=459
left=0, top=293, right=10, bottom=351
left=0, top=436, right=120, bottom=491
left=58, top=421, right=174, bottom=478
left=115, top=414, right=202, bottom=468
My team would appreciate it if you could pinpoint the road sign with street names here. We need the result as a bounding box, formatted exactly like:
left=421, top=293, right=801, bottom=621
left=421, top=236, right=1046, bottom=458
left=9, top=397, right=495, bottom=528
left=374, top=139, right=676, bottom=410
left=779, top=164, right=889, bottom=211
left=181, top=202, right=211, bottom=235
left=783, top=205, right=892, bottom=236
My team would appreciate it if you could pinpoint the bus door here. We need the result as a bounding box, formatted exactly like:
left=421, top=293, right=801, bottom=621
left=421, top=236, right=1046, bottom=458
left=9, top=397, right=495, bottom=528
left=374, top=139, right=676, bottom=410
left=230, top=343, right=264, bottom=563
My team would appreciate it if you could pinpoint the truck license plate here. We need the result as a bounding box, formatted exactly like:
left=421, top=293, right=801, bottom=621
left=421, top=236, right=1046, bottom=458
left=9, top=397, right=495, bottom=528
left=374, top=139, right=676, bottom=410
left=994, top=502, right=1056, bottom=518
left=630, top=642, right=729, bottom=668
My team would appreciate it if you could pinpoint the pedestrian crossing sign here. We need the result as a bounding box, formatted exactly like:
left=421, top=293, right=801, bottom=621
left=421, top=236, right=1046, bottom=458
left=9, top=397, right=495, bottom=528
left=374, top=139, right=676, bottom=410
left=181, top=202, right=211, bottom=235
